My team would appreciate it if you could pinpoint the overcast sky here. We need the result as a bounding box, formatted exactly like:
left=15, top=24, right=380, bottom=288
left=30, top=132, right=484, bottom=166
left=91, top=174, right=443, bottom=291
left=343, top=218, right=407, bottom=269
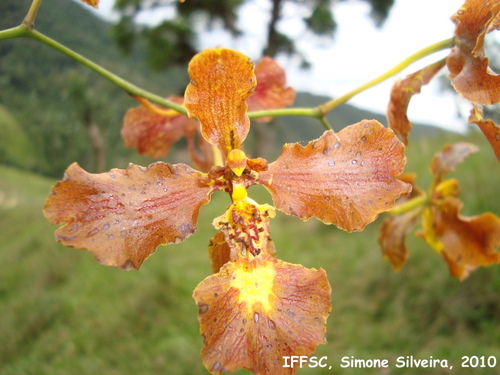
left=91, top=0, right=471, bottom=131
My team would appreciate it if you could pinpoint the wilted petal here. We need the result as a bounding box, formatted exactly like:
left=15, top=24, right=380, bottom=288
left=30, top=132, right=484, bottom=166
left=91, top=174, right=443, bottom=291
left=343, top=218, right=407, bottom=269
left=184, top=48, right=256, bottom=154
left=378, top=174, right=425, bottom=271
left=121, top=96, right=197, bottom=159
left=259, top=120, right=412, bottom=232
left=430, top=142, right=479, bottom=184
left=387, top=59, right=446, bottom=144
left=468, top=105, right=500, bottom=161
left=44, top=162, right=213, bottom=270
left=193, top=254, right=331, bottom=374
left=447, top=0, right=500, bottom=105
left=247, top=56, right=296, bottom=122
left=420, top=197, right=500, bottom=280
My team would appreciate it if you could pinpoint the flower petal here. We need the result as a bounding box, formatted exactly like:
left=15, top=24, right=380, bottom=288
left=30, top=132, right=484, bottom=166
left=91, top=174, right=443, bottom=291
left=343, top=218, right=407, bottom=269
left=468, top=105, right=500, bottom=161
left=420, top=197, right=500, bottom=280
left=193, top=254, right=331, bottom=374
left=430, top=142, right=479, bottom=184
left=447, top=0, right=500, bottom=105
left=387, top=59, right=446, bottom=144
left=184, top=48, right=256, bottom=154
left=121, top=96, right=197, bottom=159
left=247, top=56, right=296, bottom=122
left=259, top=121, right=412, bottom=232
left=44, top=162, right=213, bottom=270
left=379, top=210, right=421, bottom=271
left=378, top=174, right=424, bottom=271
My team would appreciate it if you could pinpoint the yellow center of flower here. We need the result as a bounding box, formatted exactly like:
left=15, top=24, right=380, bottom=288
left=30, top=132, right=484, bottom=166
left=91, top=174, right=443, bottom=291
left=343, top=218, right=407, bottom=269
left=230, top=259, right=276, bottom=313
left=231, top=181, right=248, bottom=202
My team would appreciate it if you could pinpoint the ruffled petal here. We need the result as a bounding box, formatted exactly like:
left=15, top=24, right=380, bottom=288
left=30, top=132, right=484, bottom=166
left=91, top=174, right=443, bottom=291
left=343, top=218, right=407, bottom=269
left=259, top=121, right=412, bottom=232
left=184, top=48, right=256, bottom=154
left=44, top=162, right=213, bottom=269
left=418, top=197, right=500, bottom=280
left=193, top=254, right=331, bottom=374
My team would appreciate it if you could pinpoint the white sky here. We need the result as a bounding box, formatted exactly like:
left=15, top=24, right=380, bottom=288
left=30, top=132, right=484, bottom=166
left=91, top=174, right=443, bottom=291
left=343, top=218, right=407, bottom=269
left=92, top=0, right=470, bottom=132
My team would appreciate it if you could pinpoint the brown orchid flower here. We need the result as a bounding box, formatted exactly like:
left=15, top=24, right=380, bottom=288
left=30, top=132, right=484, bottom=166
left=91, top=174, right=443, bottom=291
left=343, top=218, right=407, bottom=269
left=44, top=48, right=411, bottom=374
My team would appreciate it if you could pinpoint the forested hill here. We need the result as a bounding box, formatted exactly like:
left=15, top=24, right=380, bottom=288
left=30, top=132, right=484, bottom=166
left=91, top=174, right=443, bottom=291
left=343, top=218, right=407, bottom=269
left=0, top=0, right=446, bottom=177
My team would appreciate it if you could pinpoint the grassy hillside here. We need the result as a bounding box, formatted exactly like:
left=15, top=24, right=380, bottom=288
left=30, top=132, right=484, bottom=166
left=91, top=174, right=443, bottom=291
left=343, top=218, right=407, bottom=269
left=1, top=131, right=499, bottom=375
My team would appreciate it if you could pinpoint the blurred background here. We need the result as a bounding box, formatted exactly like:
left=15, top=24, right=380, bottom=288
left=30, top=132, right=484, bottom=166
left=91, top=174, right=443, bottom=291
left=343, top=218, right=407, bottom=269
left=1, top=0, right=499, bottom=374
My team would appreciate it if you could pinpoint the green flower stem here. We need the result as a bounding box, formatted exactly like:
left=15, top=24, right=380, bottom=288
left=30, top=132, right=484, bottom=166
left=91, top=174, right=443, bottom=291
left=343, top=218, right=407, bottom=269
left=0, top=26, right=25, bottom=40
left=317, top=37, right=455, bottom=115
left=0, top=26, right=187, bottom=114
left=318, top=116, right=333, bottom=131
left=387, top=194, right=429, bottom=216
left=23, top=0, right=43, bottom=29
left=248, top=107, right=320, bottom=119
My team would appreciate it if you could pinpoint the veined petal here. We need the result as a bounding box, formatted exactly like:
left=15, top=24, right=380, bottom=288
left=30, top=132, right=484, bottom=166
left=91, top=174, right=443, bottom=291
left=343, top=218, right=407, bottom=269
left=193, top=254, right=331, bottom=374
left=44, top=162, right=213, bottom=270
left=184, top=48, right=256, bottom=154
left=259, top=121, right=412, bottom=232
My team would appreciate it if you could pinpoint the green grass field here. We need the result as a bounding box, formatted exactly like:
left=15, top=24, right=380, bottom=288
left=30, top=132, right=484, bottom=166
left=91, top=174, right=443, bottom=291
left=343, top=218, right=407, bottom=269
left=1, top=131, right=499, bottom=375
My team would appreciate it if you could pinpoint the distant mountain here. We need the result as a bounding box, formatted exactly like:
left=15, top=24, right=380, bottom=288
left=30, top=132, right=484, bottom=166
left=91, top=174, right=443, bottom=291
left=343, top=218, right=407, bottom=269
left=0, top=0, right=447, bottom=175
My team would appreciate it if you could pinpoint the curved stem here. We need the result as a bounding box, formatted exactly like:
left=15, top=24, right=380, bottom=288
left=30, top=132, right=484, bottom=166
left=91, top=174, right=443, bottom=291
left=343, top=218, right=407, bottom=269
left=318, top=37, right=455, bottom=115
